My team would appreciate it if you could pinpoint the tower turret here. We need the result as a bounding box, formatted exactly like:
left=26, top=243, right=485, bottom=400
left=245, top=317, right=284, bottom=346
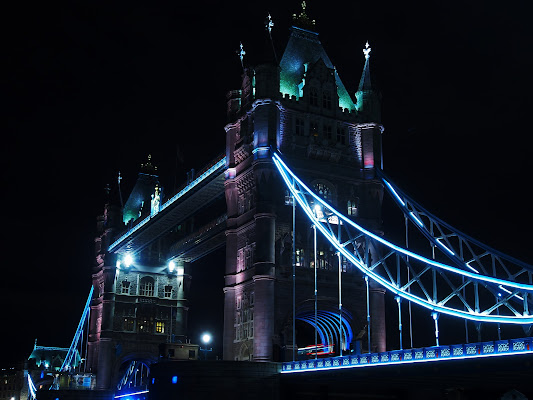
left=355, top=42, right=381, bottom=123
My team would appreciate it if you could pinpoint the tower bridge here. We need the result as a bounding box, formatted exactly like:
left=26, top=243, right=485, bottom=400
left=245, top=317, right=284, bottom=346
left=33, top=5, right=533, bottom=400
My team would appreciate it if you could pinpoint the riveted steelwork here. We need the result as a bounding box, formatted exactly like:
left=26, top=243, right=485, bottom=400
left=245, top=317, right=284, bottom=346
left=272, top=152, right=533, bottom=324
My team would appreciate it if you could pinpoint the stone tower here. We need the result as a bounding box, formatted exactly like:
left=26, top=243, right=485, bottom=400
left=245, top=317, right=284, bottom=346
left=86, top=158, right=189, bottom=389
left=223, top=13, right=386, bottom=362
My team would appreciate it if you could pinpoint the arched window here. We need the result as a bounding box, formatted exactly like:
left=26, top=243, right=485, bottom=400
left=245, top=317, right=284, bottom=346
left=139, top=277, right=155, bottom=297
left=309, top=87, right=318, bottom=106
left=347, top=198, right=359, bottom=217
left=121, top=280, right=130, bottom=295
left=322, top=91, right=332, bottom=109
left=313, top=182, right=332, bottom=202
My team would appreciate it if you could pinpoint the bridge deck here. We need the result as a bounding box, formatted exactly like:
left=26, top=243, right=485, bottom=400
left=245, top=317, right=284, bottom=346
left=282, top=336, right=533, bottom=373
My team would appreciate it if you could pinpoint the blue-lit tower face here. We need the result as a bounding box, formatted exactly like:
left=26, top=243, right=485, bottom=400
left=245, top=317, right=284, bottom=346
left=223, top=4, right=385, bottom=362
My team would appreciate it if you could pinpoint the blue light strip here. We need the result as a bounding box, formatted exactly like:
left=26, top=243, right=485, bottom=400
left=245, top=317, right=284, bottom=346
left=281, top=337, right=533, bottom=374
left=108, top=156, right=226, bottom=252
left=61, top=286, right=94, bottom=371
left=272, top=153, right=533, bottom=323
left=114, top=390, right=149, bottom=398
left=272, top=153, right=533, bottom=293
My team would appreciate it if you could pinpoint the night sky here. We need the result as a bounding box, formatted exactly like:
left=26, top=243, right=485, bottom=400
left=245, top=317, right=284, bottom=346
left=3, top=1, right=532, bottom=366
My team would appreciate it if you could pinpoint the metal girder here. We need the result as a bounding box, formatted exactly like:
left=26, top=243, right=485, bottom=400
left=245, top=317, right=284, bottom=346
left=272, top=152, right=533, bottom=324
left=167, top=214, right=227, bottom=262
left=109, top=167, right=226, bottom=255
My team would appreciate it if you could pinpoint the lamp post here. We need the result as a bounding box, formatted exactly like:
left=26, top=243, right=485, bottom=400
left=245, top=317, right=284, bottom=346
left=200, top=333, right=212, bottom=360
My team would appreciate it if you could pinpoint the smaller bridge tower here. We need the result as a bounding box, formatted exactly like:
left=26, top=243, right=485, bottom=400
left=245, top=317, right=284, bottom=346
left=86, top=158, right=190, bottom=390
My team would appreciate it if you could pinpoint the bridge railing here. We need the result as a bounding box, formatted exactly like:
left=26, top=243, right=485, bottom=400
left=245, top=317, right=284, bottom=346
left=281, top=336, right=533, bottom=373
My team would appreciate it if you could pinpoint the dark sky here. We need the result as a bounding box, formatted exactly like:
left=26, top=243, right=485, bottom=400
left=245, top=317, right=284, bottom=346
left=2, top=1, right=533, bottom=365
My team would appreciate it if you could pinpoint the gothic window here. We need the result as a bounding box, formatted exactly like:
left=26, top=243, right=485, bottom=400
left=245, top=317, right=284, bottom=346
left=244, top=244, right=255, bottom=270
left=323, top=91, right=332, bottom=109
left=155, top=321, right=165, bottom=334
left=295, top=248, right=305, bottom=267
left=123, top=317, right=134, bottom=332
left=310, top=121, right=319, bottom=137
left=347, top=198, right=359, bottom=217
left=121, top=280, right=130, bottom=295
left=318, top=250, right=327, bottom=269
left=309, top=87, right=318, bottom=106
left=313, top=183, right=332, bottom=202
left=337, top=127, right=346, bottom=145
left=295, top=118, right=304, bottom=136
left=237, top=248, right=244, bottom=272
left=324, top=125, right=332, bottom=139
left=138, top=317, right=153, bottom=333
left=139, top=277, right=155, bottom=297
left=164, top=285, right=173, bottom=299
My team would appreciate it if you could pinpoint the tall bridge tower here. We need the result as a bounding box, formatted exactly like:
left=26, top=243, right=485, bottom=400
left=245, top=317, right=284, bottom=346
left=223, top=14, right=385, bottom=361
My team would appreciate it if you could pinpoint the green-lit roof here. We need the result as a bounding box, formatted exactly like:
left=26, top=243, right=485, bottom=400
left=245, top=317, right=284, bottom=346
left=279, top=26, right=356, bottom=111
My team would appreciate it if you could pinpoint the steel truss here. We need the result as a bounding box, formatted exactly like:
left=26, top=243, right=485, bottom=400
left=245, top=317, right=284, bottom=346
left=272, top=153, right=533, bottom=324
left=61, top=286, right=94, bottom=371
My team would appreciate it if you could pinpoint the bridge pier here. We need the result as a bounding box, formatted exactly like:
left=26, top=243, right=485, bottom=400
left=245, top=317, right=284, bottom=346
left=369, top=282, right=386, bottom=353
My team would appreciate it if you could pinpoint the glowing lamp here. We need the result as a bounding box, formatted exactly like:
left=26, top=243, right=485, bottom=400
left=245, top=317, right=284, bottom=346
left=124, top=254, right=133, bottom=268
left=201, top=333, right=212, bottom=345
left=168, top=261, right=176, bottom=273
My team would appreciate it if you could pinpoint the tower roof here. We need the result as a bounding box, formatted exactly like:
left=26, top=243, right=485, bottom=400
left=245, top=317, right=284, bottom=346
left=279, top=25, right=355, bottom=111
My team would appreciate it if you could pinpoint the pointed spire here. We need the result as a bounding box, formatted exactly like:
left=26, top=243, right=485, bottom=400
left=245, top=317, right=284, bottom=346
left=292, top=1, right=316, bottom=30
left=237, top=42, right=246, bottom=71
left=358, top=41, right=372, bottom=92
left=140, top=154, right=157, bottom=175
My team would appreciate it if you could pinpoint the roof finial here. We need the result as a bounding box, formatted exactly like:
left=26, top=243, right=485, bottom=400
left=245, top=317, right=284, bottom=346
left=363, top=41, right=371, bottom=60
left=292, top=1, right=316, bottom=30
left=265, top=13, right=278, bottom=64
left=265, top=13, right=274, bottom=34
left=237, top=42, right=246, bottom=71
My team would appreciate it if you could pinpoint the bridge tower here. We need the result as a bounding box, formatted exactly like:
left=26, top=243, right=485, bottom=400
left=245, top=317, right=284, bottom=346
left=223, top=12, right=386, bottom=361
left=86, top=158, right=189, bottom=390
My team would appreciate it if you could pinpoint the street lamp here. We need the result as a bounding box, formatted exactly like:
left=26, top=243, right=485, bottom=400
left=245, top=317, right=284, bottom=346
left=200, top=332, right=212, bottom=360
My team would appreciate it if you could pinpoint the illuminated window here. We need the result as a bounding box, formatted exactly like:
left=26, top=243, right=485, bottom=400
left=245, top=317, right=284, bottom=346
left=347, top=198, right=359, bottom=216
left=295, top=248, right=305, bottom=267
left=121, top=280, right=130, bottom=295
left=138, top=317, right=153, bottom=333
left=313, top=183, right=332, bottom=201
left=155, top=321, right=165, bottom=334
left=139, top=277, right=155, bottom=297
left=123, top=317, right=134, bottom=331
left=164, top=285, right=172, bottom=299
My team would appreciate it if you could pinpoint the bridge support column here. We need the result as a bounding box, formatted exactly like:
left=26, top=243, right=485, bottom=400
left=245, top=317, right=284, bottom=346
left=253, top=212, right=276, bottom=361
left=253, top=275, right=275, bottom=361
left=369, top=281, right=386, bottom=353
left=95, top=338, right=113, bottom=390
left=174, top=262, right=190, bottom=338
left=223, top=229, right=238, bottom=361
